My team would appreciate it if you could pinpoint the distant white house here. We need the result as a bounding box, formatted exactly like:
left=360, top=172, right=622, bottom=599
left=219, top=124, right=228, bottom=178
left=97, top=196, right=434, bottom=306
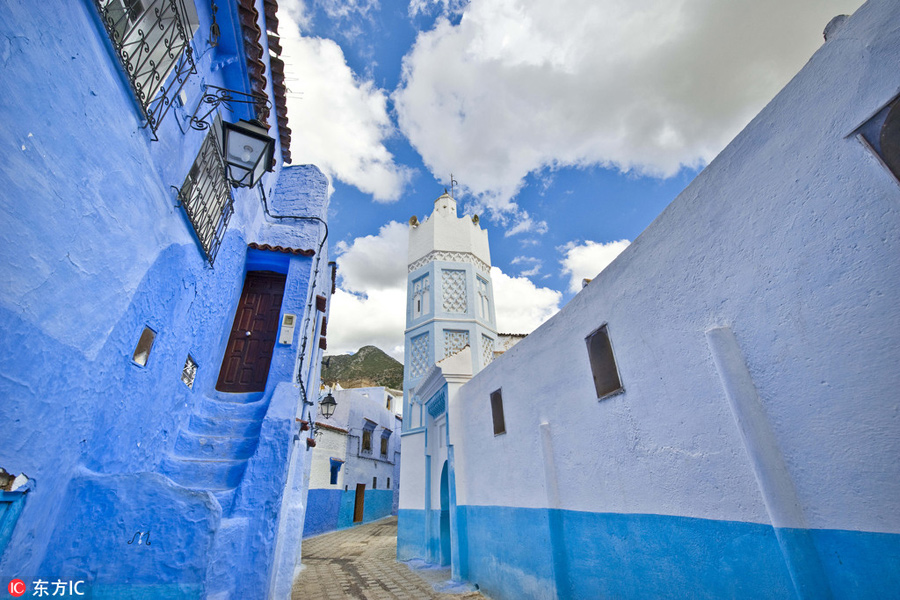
left=304, top=386, right=402, bottom=537
left=398, top=2, right=900, bottom=599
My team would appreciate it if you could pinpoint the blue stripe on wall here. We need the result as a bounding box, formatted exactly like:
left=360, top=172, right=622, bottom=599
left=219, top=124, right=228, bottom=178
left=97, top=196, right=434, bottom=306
left=456, top=506, right=900, bottom=600
left=397, top=509, right=427, bottom=561
left=303, top=489, right=343, bottom=538
left=307, top=489, right=396, bottom=537
left=363, top=490, right=394, bottom=523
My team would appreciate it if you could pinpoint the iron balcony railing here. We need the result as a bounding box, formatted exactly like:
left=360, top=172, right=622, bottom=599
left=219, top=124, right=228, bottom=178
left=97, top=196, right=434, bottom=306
left=94, top=0, right=199, bottom=139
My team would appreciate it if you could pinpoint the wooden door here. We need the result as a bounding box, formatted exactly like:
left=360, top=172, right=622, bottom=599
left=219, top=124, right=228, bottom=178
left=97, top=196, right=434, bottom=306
left=353, top=483, right=365, bottom=523
left=216, top=271, right=286, bottom=393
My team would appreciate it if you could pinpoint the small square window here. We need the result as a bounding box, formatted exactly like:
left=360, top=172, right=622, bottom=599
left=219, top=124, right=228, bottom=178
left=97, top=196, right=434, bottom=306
left=490, top=389, right=505, bottom=435
left=181, top=354, right=197, bottom=389
left=132, top=326, right=156, bottom=367
left=586, top=324, right=623, bottom=399
left=858, top=95, right=900, bottom=183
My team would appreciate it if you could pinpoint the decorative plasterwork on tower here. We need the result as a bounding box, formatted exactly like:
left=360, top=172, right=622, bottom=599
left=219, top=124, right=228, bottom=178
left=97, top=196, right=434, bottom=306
left=409, top=251, right=490, bottom=275
left=481, top=334, right=495, bottom=368
left=409, top=333, right=431, bottom=379
left=442, top=270, right=467, bottom=313
left=444, top=330, right=470, bottom=359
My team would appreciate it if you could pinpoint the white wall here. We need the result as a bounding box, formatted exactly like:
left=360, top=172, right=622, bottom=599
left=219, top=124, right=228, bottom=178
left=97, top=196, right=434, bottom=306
left=452, top=0, right=900, bottom=534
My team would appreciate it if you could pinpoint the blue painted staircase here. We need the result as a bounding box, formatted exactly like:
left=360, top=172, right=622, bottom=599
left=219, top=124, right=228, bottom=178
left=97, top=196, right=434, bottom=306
left=161, top=392, right=268, bottom=504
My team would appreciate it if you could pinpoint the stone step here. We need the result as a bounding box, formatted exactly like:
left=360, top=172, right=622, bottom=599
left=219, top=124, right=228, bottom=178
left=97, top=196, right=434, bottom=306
left=174, top=429, right=258, bottom=461
left=197, top=395, right=268, bottom=421
left=188, top=413, right=262, bottom=438
left=160, top=454, right=248, bottom=491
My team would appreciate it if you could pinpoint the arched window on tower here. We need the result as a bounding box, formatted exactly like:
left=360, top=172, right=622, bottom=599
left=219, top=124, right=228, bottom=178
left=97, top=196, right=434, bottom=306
left=477, top=276, right=491, bottom=322
left=412, top=274, right=430, bottom=319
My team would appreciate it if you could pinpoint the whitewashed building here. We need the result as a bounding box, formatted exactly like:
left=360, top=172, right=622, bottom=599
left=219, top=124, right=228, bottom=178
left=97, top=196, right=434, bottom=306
left=304, top=387, right=402, bottom=537
left=397, top=2, right=900, bottom=598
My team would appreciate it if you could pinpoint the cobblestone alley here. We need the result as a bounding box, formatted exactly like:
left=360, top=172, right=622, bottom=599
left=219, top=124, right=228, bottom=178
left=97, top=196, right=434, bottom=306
left=292, top=517, right=486, bottom=600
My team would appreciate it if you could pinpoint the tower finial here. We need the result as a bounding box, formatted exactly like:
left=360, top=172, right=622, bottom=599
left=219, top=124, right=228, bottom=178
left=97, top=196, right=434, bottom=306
left=450, top=173, right=458, bottom=199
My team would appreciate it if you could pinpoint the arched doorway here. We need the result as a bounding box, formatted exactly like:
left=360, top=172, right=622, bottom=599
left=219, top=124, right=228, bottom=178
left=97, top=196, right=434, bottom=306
left=439, top=460, right=451, bottom=566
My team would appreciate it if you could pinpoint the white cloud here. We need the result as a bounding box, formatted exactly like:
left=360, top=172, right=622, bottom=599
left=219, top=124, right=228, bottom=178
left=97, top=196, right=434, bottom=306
left=560, top=239, right=630, bottom=293
left=328, top=288, right=408, bottom=360
left=334, top=221, right=409, bottom=293
left=327, top=222, right=409, bottom=360
left=491, top=266, right=561, bottom=333
left=504, top=209, right=548, bottom=237
left=395, top=0, right=864, bottom=209
left=278, top=5, right=410, bottom=201
left=409, top=0, right=468, bottom=19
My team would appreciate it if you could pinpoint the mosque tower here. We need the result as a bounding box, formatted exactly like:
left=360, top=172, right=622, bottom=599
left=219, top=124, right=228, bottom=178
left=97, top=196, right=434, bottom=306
left=402, top=190, right=497, bottom=430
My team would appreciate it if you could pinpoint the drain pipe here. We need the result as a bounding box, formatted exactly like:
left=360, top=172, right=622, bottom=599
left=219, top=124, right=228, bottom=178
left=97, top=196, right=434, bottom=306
left=259, top=186, right=329, bottom=447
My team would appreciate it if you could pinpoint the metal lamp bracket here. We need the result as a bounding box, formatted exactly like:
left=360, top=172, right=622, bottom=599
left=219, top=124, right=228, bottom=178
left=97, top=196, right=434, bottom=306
left=189, top=85, right=271, bottom=131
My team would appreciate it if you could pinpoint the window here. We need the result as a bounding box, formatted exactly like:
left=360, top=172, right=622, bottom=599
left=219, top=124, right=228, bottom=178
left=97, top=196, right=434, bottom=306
left=386, top=395, right=392, bottom=411
left=181, top=354, right=197, bottom=388
left=387, top=477, right=391, bottom=489
left=373, top=477, right=377, bottom=489
left=412, top=275, right=430, bottom=319
left=586, top=325, right=623, bottom=399
left=490, top=389, right=506, bottom=435
left=477, top=276, right=491, bottom=321
left=858, top=95, right=900, bottom=183
left=93, top=0, right=199, bottom=137
left=329, top=458, right=343, bottom=485
left=178, top=122, right=233, bottom=264
left=380, top=430, right=391, bottom=457
left=132, top=326, right=156, bottom=366
left=362, top=430, right=372, bottom=452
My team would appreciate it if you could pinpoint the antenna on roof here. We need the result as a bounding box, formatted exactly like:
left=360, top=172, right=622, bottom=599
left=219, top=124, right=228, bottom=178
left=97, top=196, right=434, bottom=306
left=450, top=173, right=458, bottom=199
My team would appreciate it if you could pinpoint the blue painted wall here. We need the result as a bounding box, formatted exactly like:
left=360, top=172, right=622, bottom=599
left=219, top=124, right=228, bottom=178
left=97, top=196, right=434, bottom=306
left=397, top=509, right=428, bottom=561
left=305, top=488, right=395, bottom=537
left=305, top=489, right=343, bottom=538
left=458, top=505, right=900, bottom=600
left=0, top=1, right=331, bottom=596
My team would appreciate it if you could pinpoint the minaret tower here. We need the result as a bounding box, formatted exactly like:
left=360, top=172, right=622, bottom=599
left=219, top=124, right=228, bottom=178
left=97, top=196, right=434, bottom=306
left=402, top=191, right=497, bottom=431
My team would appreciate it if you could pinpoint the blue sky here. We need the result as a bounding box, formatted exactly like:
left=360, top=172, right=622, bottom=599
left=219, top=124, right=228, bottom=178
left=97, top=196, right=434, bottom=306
left=278, top=0, right=863, bottom=359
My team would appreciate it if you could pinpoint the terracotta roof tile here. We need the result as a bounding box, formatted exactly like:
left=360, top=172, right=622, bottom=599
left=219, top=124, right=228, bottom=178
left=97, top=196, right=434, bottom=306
left=248, top=243, right=315, bottom=256
left=237, top=0, right=291, bottom=163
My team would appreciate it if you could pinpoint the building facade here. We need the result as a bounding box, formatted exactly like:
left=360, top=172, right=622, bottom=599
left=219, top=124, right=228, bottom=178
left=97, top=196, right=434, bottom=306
left=397, top=192, right=497, bottom=565
left=303, top=387, right=402, bottom=537
left=400, top=2, right=900, bottom=599
left=0, top=1, right=332, bottom=598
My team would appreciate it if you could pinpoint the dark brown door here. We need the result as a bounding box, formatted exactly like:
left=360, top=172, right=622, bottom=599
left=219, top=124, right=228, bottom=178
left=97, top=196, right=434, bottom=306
left=353, top=483, right=365, bottom=523
left=216, top=271, right=286, bottom=393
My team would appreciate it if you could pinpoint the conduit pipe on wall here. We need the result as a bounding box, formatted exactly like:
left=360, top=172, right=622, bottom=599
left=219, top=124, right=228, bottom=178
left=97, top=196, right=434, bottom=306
left=706, top=326, right=833, bottom=600
left=259, top=185, right=328, bottom=441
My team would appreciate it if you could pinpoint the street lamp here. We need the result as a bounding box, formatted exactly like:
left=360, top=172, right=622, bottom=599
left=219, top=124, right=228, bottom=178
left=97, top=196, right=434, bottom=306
left=222, top=119, right=275, bottom=188
left=320, top=391, right=337, bottom=419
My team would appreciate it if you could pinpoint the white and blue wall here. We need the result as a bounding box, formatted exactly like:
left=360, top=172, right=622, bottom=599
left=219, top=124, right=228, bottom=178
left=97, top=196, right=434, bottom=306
left=0, top=1, right=332, bottom=598
left=304, top=387, right=402, bottom=538
left=403, top=2, right=900, bottom=598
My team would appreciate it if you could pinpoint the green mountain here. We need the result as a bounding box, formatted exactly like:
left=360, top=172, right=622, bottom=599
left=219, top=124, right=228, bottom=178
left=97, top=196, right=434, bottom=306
left=321, top=345, right=404, bottom=390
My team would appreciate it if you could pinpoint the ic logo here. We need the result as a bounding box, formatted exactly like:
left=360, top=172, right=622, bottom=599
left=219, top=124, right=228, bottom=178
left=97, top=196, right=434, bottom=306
left=8, top=579, right=26, bottom=597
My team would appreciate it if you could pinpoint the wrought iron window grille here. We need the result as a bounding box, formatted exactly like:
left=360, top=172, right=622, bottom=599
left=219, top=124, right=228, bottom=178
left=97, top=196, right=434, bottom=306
left=94, top=0, right=199, bottom=140
left=177, top=121, right=233, bottom=264
left=189, top=85, right=272, bottom=132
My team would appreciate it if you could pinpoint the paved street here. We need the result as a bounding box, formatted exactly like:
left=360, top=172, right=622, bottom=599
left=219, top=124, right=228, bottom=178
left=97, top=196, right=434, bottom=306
left=292, top=517, right=486, bottom=600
